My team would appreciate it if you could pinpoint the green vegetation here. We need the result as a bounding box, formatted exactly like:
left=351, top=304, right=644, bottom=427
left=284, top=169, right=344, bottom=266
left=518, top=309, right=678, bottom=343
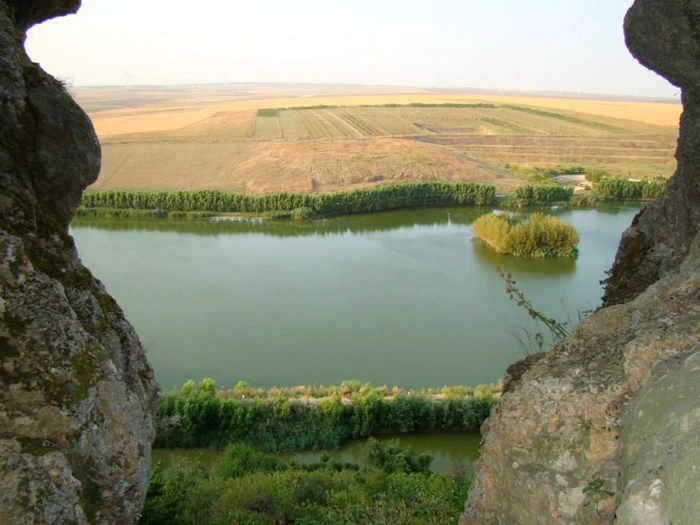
left=472, top=213, right=579, bottom=258
left=505, top=164, right=585, bottom=182
left=585, top=169, right=609, bottom=183
left=290, top=207, right=316, bottom=219
left=81, top=183, right=497, bottom=217
left=256, top=108, right=279, bottom=117
left=156, top=379, right=497, bottom=452
left=513, top=185, right=575, bottom=204
left=258, top=102, right=498, bottom=113
left=503, top=105, right=620, bottom=131
left=141, top=441, right=470, bottom=525
left=594, top=178, right=666, bottom=200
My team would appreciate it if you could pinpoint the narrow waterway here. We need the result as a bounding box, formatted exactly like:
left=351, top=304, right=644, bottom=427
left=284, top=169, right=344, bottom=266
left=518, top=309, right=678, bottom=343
left=151, top=433, right=482, bottom=474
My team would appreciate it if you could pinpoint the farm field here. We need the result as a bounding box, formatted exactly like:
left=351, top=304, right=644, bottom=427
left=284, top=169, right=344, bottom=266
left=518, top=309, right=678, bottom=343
left=74, top=84, right=681, bottom=194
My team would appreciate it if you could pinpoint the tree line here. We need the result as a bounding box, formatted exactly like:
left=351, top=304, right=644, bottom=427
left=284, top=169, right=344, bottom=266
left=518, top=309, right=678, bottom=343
left=514, top=185, right=575, bottom=203
left=595, top=178, right=666, bottom=200
left=81, top=183, right=497, bottom=216
left=256, top=102, right=498, bottom=116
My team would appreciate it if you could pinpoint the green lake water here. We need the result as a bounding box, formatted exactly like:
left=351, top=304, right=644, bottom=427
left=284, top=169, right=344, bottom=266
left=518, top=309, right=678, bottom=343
left=71, top=204, right=639, bottom=391
left=151, top=432, right=482, bottom=474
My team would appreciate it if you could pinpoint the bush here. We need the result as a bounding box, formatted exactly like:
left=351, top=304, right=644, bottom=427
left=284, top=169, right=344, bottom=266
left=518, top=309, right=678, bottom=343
left=364, top=438, right=433, bottom=474
left=595, top=178, right=666, bottom=200
left=514, top=185, right=574, bottom=203
left=473, top=213, right=579, bottom=258
left=212, top=444, right=286, bottom=479
left=141, top=442, right=472, bottom=525
left=265, top=210, right=292, bottom=220
left=290, top=207, right=315, bottom=219
left=585, top=169, right=608, bottom=183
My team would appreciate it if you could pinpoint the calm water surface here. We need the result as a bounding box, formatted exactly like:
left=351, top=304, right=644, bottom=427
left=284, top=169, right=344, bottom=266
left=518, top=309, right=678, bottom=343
left=151, top=433, right=482, bottom=474
left=71, top=205, right=638, bottom=390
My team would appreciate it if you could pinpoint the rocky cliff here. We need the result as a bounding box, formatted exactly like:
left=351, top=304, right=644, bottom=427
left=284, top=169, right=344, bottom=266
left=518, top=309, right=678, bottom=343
left=463, top=1, right=700, bottom=523
left=0, top=1, right=159, bottom=524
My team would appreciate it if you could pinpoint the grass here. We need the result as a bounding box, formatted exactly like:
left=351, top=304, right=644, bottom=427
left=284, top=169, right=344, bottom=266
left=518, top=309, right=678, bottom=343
left=74, top=85, right=679, bottom=196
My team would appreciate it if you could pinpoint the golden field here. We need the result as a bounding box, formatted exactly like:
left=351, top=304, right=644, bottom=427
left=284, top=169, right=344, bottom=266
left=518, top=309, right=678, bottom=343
left=74, top=84, right=680, bottom=194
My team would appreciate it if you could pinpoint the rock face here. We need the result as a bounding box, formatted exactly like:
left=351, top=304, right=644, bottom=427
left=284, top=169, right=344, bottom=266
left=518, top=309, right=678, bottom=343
left=0, top=1, right=159, bottom=524
left=462, top=1, right=700, bottom=524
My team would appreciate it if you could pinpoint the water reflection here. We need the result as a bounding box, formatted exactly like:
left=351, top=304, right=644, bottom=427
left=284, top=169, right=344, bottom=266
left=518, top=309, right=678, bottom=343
left=71, top=204, right=638, bottom=238
left=71, top=206, right=490, bottom=238
left=471, top=240, right=577, bottom=276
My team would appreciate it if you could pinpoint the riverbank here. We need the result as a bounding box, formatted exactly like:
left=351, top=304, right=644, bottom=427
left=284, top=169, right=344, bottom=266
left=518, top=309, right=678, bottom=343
left=156, top=379, right=499, bottom=452
left=77, top=180, right=661, bottom=221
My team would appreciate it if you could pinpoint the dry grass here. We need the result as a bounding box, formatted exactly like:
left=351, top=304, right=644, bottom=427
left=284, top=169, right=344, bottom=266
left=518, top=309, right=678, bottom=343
left=96, top=138, right=524, bottom=194
left=75, top=85, right=681, bottom=194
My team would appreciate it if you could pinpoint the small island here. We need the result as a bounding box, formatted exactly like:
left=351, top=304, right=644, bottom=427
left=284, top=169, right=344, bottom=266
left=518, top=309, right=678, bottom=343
left=472, top=212, right=579, bottom=258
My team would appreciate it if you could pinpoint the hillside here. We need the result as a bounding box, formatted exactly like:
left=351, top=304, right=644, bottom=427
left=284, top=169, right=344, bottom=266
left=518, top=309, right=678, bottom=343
left=74, top=86, right=680, bottom=195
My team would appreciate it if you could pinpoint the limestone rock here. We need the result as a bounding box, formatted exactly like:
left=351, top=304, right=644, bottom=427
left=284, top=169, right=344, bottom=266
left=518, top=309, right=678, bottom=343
left=0, top=1, right=159, bottom=524
left=463, top=1, right=700, bottom=523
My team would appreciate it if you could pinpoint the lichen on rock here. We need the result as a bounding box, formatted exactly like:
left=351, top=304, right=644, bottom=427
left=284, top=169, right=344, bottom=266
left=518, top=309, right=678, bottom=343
left=0, top=1, right=159, bottom=523
left=463, top=1, right=700, bottom=523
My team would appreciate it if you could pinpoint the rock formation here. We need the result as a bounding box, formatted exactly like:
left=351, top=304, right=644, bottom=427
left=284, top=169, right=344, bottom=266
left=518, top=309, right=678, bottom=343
left=463, top=1, right=700, bottom=523
left=0, top=1, right=159, bottom=523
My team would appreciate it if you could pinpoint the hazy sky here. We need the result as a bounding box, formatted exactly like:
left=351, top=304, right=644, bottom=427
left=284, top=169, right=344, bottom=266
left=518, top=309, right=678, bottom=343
left=26, top=0, right=675, bottom=98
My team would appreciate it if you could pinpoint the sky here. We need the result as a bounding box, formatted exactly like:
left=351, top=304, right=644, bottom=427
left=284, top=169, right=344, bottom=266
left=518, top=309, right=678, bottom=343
left=26, top=0, right=676, bottom=98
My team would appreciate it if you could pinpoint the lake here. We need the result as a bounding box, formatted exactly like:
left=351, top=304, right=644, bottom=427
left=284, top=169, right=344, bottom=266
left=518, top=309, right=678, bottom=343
left=71, top=204, right=638, bottom=391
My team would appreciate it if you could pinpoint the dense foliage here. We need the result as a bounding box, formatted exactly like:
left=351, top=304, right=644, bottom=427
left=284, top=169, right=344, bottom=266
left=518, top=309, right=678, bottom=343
left=594, top=178, right=666, bottom=200
left=81, top=183, right=497, bottom=217
left=156, top=379, right=496, bottom=452
left=513, top=185, right=574, bottom=203
left=472, top=213, right=579, bottom=258
left=141, top=441, right=470, bottom=525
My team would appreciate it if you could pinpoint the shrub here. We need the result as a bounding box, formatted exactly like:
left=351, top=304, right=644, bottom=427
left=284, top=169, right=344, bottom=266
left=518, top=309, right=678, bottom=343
left=595, top=178, right=666, bottom=200
left=585, top=169, right=608, bottom=183
left=212, top=444, right=286, bottom=479
left=364, top=438, right=433, bottom=474
left=141, top=442, right=472, bottom=525
left=473, top=213, right=579, bottom=258
left=290, top=207, right=315, bottom=219
left=265, top=210, right=292, bottom=220
left=514, top=185, right=574, bottom=203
